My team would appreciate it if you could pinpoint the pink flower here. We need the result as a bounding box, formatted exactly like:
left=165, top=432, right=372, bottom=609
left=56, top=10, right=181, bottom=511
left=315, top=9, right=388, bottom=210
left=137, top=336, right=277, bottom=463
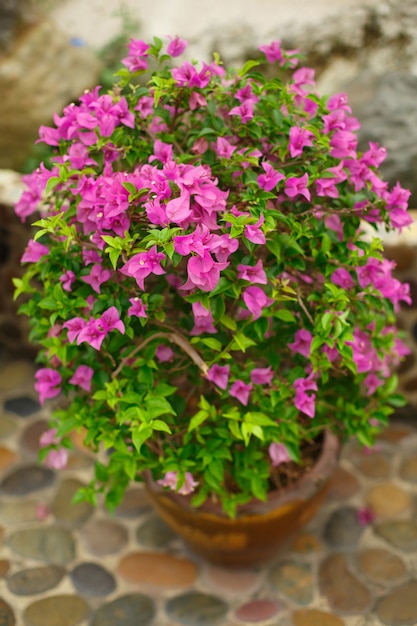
left=69, top=365, right=94, bottom=392
left=120, top=246, right=166, bottom=290
left=215, top=137, right=236, bottom=159
left=331, top=268, right=355, bottom=290
left=250, top=367, right=273, bottom=385
left=288, top=329, right=312, bottom=358
left=330, top=130, right=357, bottom=159
left=207, top=364, right=230, bottom=390
left=60, top=270, right=76, bottom=291
left=158, top=471, right=198, bottom=495
left=167, top=35, right=188, bottom=57
left=229, top=380, right=252, bottom=405
left=315, top=177, right=339, bottom=198
left=34, top=368, right=62, bottom=405
left=257, top=162, right=285, bottom=192
left=242, top=286, right=274, bottom=320
left=288, top=126, right=314, bottom=158
left=81, top=264, right=112, bottom=294
left=21, top=240, right=49, bottom=263
left=63, top=317, right=86, bottom=343
left=237, top=259, right=267, bottom=284
left=293, top=376, right=317, bottom=418
left=269, top=443, right=291, bottom=466
left=156, top=345, right=174, bottom=362
left=44, top=448, right=69, bottom=470
left=121, top=38, right=149, bottom=72
left=191, top=301, right=217, bottom=335
left=39, top=428, right=60, bottom=447
left=245, top=216, right=266, bottom=244
left=284, top=173, right=310, bottom=201
left=181, top=252, right=228, bottom=292
left=228, top=100, right=254, bottom=123
left=357, top=507, right=375, bottom=526
left=259, top=40, right=284, bottom=64
left=128, top=297, right=147, bottom=318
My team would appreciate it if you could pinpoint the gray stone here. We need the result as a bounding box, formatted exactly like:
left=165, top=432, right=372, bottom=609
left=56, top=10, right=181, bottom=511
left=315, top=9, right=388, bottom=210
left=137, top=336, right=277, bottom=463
left=90, top=594, right=155, bottom=626
left=377, top=581, right=417, bottom=625
left=135, top=514, right=177, bottom=548
left=375, top=520, right=417, bottom=551
left=81, top=518, right=128, bottom=557
left=323, top=506, right=365, bottom=551
left=165, top=591, right=229, bottom=626
left=50, top=478, right=94, bottom=527
left=4, top=396, right=40, bottom=417
left=7, top=565, right=65, bottom=596
left=7, top=527, right=75, bottom=565
left=0, top=465, right=55, bottom=495
left=0, top=499, right=38, bottom=523
left=20, top=420, right=48, bottom=455
left=22, top=594, right=90, bottom=626
left=70, top=562, right=115, bottom=597
left=0, top=597, right=15, bottom=625
left=268, top=561, right=314, bottom=606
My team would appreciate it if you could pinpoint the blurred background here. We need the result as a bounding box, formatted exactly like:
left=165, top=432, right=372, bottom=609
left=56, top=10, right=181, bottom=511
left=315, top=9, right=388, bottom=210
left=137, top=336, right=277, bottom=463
left=2, top=0, right=417, bottom=395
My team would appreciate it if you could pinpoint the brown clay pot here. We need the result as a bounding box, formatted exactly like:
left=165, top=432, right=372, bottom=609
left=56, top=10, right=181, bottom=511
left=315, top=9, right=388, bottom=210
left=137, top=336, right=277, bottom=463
left=145, top=430, right=339, bottom=567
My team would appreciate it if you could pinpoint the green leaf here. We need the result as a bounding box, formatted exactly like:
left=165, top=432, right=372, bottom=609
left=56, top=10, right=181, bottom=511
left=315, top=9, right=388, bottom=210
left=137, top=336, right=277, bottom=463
left=45, top=176, right=61, bottom=194
left=231, top=332, right=256, bottom=352
left=145, top=396, right=176, bottom=419
left=220, top=314, right=237, bottom=330
left=109, top=248, right=121, bottom=270
left=132, top=426, right=153, bottom=453
left=151, top=420, right=172, bottom=434
left=188, top=409, right=210, bottom=432
left=200, top=337, right=222, bottom=351
left=238, top=59, right=260, bottom=76
left=276, top=309, right=296, bottom=323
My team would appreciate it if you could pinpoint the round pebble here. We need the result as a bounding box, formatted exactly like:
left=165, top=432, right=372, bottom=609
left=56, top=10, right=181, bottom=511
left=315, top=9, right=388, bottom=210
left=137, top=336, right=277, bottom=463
left=357, top=548, right=407, bottom=587
left=135, top=514, right=176, bottom=548
left=165, top=591, right=228, bottom=626
left=366, top=483, right=411, bottom=519
left=0, top=464, right=55, bottom=496
left=23, top=594, right=90, bottom=626
left=318, top=554, right=373, bottom=615
left=118, top=551, right=198, bottom=588
left=268, top=560, right=314, bottom=605
left=51, top=478, right=94, bottom=526
left=114, top=488, right=152, bottom=518
left=20, top=420, right=48, bottom=455
left=70, top=562, right=115, bottom=597
left=327, top=466, right=360, bottom=500
left=64, top=453, right=92, bottom=470
left=0, top=414, right=16, bottom=439
left=377, top=581, right=417, bottom=625
left=0, top=361, right=35, bottom=390
left=292, top=609, right=345, bottom=626
left=375, top=520, right=417, bottom=551
left=0, top=446, right=18, bottom=472
left=399, top=456, right=417, bottom=482
left=81, top=518, right=128, bottom=557
left=323, top=506, right=364, bottom=551
left=205, top=565, right=261, bottom=596
left=378, top=424, right=415, bottom=444
left=7, top=527, right=75, bottom=565
left=4, top=396, right=40, bottom=417
left=90, top=593, right=155, bottom=626
left=0, top=597, right=15, bottom=625
left=234, top=599, right=280, bottom=623
left=355, top=453, right=391, bottom=479
left=7, top=565, right=65, bottom=596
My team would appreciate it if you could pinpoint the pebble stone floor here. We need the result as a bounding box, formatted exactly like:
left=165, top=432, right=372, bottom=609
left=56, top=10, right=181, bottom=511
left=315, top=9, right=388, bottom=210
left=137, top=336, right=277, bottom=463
left=1, top=360, right=417, bottom=626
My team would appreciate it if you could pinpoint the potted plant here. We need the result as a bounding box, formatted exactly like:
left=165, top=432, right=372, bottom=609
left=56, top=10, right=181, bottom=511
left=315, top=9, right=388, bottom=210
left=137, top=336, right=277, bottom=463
left=14, top=35, right=411, bottom=566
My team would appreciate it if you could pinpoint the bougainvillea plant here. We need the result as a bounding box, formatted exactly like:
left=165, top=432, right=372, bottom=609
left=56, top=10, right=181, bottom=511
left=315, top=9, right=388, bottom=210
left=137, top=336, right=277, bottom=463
left=14, top=35, right=411, bottom=517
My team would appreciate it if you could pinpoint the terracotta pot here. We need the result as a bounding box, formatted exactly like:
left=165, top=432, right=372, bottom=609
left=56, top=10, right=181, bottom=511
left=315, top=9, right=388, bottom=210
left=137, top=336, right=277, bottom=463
left=145, top=430, right=339, bottom=567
